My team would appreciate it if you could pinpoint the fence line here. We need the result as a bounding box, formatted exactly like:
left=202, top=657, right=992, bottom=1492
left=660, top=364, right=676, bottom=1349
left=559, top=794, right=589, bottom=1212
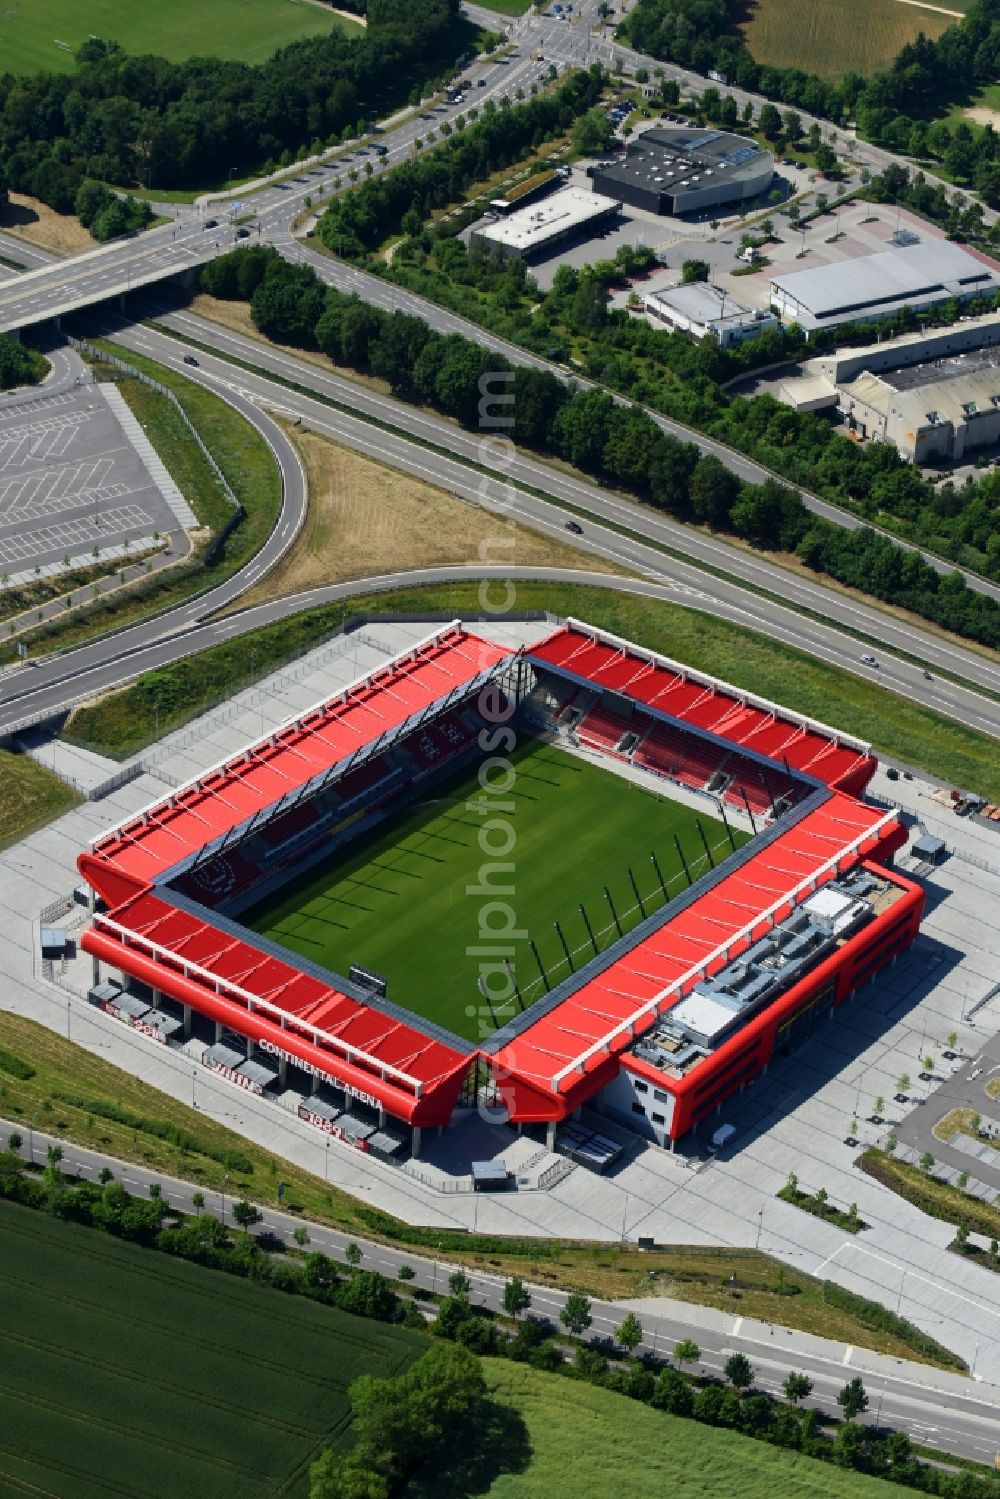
left=69, top=337, right=241, bottom=518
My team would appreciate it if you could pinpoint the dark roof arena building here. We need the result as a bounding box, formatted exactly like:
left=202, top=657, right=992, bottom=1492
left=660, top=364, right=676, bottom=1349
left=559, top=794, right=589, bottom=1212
left=78, top=621, right=921, bottom=1165
left=590, top=126, right=774, bottom=217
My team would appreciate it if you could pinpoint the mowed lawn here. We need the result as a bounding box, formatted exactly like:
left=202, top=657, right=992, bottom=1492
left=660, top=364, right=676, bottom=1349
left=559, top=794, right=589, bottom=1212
left=0, top=1199, right=421, bottom=1499
left=245, top=737, right=744, bottom=1041
left=740, top=0, right=952, bottom=79
left=0, top=0, right=362, bottom=74
left=403, top=1361, right=904, bottom=1499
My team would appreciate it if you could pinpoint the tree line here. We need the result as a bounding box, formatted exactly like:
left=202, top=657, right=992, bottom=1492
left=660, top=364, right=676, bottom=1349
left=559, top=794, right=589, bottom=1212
left=197, top=244, right=1000, bottom=650
left=4, top=1146, right=991, bottom=1499
left=0, top=0, right=461, bottom=203
left=317, top=66, right=606, bottom=259
left=621, top=0, right=1000, bottom=188
left=302, top=76, right=1000, bottom=594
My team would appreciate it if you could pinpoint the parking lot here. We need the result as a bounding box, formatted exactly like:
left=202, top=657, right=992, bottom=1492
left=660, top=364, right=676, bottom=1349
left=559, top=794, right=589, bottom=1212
left=0, top=379, right=190, bottom=581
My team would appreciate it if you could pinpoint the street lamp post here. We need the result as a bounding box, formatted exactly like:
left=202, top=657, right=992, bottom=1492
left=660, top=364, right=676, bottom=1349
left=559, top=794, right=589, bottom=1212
left=896, top=1265, right=906, bottom=1316
left=756, top=1204, right=763, bottom=1250
left=221, top=1172, right=230, bottom=1226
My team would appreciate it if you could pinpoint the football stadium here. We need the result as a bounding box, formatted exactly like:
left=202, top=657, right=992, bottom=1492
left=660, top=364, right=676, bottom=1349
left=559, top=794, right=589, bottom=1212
left=77, top=619, right=923, bottom=1163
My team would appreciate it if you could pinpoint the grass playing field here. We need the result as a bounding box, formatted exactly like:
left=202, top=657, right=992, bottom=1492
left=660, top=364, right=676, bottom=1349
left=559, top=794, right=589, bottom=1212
left=740, top=0, right=952, bottom=80
left=244, top=736, right=745, bottom=1043
left=0, top=0, right=362, bottom=75
left=0, top=1198, right=421, bottom=1499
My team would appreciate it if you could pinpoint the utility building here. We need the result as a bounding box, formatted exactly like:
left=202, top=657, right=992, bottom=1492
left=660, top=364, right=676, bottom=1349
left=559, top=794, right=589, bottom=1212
left=644, top=283, right=778, bottom=347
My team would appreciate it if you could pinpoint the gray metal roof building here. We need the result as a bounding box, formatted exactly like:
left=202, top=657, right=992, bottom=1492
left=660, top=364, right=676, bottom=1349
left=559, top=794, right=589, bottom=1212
left=589, top=127, right=773, bottom=217
left=770, top=241, right=999, bottom=335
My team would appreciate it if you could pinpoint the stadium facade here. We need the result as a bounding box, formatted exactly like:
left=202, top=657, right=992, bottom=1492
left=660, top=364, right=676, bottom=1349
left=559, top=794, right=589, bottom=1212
left=78, top=620, right=921, bottom=1160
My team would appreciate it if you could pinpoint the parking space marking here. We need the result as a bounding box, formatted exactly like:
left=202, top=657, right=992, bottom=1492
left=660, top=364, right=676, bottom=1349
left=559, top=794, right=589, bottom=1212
left=0, top=457, right=123, bottom=520
left=0, top=504, right=152, bottom=564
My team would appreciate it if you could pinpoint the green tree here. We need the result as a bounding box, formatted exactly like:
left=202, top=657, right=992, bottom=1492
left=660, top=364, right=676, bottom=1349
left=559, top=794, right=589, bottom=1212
left=573, top=106, right=615, bottom=154
left=503, top=1275, right=531, bottom=1321
left=783, top=1372, right=813, bottom=1404
left=681, top=258, right=709, bottom=283
left=560, top=1291, right=592, bottom=1336
left=837, top=1376, right=869, bottom=1421
left=232, top=1200, right=262, bottom=1232
left=673, top=1337, right=700, bottom=1367
left=398, top=1264, right=415, bottom=1282
left=293, top=1226, right=311, bottom=1248
left=191, top=1191, right=205, bottom=1214
left=448, top=1269, right=470, bottom=1298
left=724, top=1352, right=754, bottom=1391
left=345, top=1242, right=363, bottom=1266
left=616, top=1311, right=643, bottom=1353
left=919, top=1151, right=935, bottom=1173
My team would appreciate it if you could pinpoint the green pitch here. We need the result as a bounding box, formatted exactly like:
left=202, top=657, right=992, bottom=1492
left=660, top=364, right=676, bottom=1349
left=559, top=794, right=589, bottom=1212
left=1, top=1198, right=421, bottom=1499
left=0, top=0, right=362, bottom=76
left=244, top=737, right=746, bottom=1043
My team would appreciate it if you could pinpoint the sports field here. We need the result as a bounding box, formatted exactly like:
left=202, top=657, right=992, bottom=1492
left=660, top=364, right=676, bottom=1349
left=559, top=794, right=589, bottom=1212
left=0, top=1198, right=421, bottom=1499
left=0, top=0, right=362, bottom=75
left=740, top=0, right=952, bottom=80
left=244, top=737, right=744, bottom=1041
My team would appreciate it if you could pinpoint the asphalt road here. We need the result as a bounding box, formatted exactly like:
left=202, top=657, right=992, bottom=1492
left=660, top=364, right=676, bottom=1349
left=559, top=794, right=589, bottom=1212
left=0, top=370, right=307, bottom=736
left=122, top=311, right=1000, bottom=724
left=282, top=238, right=1000, bottom=607
left=6, top=1120, right=999, bottom=1467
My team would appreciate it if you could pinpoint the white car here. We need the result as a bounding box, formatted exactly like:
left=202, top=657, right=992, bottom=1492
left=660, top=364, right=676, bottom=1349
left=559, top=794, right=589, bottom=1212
left=860, top=654, right=879, bottom=667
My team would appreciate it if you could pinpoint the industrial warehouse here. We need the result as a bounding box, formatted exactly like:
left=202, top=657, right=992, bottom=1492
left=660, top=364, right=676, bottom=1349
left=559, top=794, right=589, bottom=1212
left=769, top=240, right=999, bottom=336
left=775, top=311, right=1000, bottom=460
left=588, top=125, right=774, bottom=216
left=77, top=621, right=922, bottom=1163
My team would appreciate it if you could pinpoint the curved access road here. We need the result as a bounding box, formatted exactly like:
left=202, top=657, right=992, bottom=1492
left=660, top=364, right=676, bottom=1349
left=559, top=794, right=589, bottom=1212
left=121, top=311, right=1000, bottom=709
left=3, top=560, right=999, bottom=746
left=0, top=370, right=308, bottom=737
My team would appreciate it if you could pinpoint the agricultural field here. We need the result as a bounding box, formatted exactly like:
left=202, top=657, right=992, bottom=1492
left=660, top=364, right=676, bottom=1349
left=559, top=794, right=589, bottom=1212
left=0, top=0, right=362, bottom=75
left=0, top=1198, right=421, bottom=1499
left=245, top=736, right=746, bottom=1040
left=403, top=1360, right=904, bottom=1499
left=740, top=0, right=953, bottom=80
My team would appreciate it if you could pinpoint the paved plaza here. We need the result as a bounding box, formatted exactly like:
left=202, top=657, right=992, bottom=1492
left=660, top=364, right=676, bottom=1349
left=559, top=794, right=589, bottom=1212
left=2, top=619, right=1000, bottom=1380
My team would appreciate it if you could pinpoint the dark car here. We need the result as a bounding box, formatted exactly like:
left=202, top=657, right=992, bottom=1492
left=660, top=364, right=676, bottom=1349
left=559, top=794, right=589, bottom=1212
left=183, top=355, right=199, bottom=366
left=235, top=226, right=251, bottom=238
left=374, top=144, right=388, bottom=156
left=203, top=218, right=218, bottom=229
left=565, top=520, right=583, bottom=535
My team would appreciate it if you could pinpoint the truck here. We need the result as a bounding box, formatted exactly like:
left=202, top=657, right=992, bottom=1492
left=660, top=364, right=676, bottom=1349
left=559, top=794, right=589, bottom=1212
left=710, top=1122, right=736, bottom=1150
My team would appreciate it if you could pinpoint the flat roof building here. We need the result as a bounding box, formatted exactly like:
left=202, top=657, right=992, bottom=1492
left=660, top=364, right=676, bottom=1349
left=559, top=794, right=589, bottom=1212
left=770, top=241, right=999, bottom=336
left=645, top=281, right=779, bottom=347
left=470, top=186, right=620, bottom=260
left=590, top=126, right=773, bottom=217
left=838, top=345, right=1000, bottom=462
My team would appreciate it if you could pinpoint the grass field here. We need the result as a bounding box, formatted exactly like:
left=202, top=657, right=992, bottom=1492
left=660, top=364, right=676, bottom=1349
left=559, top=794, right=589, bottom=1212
left=236, top=423, right=618, bottom=610
left=244, top=737, right=744, bottom=1040
left=740, top=0, right=953, bottom=80
left=403, top=1360, right=903, bottom=1499
left=0, top=0, right=361, bottom=75
left=0, top=749, right=79, bottom=852
left=0, top=1198, right=420, bottom=1499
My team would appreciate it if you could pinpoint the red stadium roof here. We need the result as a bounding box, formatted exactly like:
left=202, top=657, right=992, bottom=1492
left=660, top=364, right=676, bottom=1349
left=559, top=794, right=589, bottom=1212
left=78, top=624, right=513, bottom=1123
left=528, top=620, right=875, bottom=794
left=81, top=624, right=512, bottom=903
left=489, top=794, right=906, bottom=1110
left=82, top=889, right=469, bottom=1123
